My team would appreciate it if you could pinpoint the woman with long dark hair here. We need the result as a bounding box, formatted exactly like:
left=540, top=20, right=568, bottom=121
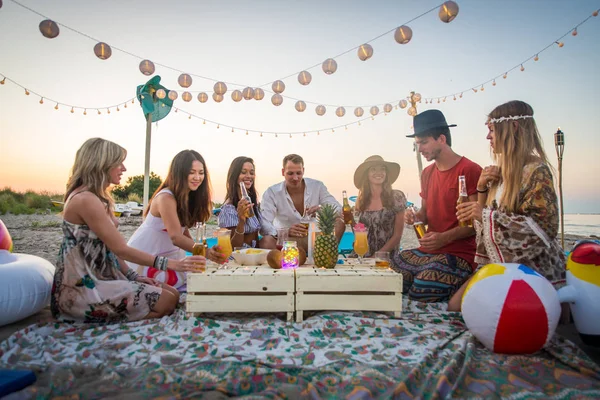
left=218, top=156, right=272, bottom=248
left=128, top=150, right=226, bottom=289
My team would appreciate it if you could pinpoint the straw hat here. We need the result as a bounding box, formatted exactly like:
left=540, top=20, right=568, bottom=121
left=353, top=155, right=400, bottom=189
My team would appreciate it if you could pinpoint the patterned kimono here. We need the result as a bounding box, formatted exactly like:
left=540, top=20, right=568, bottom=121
left=51, top=220, right=163, bottom=323
left=474, top=162, right=566, bottom=287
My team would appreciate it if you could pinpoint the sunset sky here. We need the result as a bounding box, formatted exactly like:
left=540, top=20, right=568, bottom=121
left=1, top=0, right=599, bottom=213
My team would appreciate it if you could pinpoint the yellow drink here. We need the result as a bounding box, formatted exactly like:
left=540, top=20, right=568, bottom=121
left=353, top=231, right=369, bottom=257
left=217, top=235, right=233, bottom=259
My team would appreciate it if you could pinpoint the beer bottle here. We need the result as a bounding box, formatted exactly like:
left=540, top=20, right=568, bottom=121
left=193, top=223, right=207, bottom=257
left=457, top=175, right=473, bottom=227
left=409, top=204, right=426, bottom=239
left=240, top=182, right=255, bottom=218
left=342, top=190, right=354, bottom=225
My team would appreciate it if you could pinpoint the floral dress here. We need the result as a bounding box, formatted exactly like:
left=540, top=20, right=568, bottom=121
left=51, top=220, right=163, bottom=323
left=357, top=190, right=407, bottom=257
left=474, top=162, right=566, bottom=287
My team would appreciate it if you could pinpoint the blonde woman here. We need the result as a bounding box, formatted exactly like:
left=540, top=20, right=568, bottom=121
left=449, top=100, right=565, bottom=311
left=51, top=138, right=204, bottom=323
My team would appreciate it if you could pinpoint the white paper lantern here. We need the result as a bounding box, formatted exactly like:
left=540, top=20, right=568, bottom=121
left=156, top=89, right=166, bottom=99
left=298, top=71, right=312, bottom=85
left=439, top=1, right=459, bottom=23
left=408, top=106, right=417, bottom=116
left=272, top=80, right=285, bottom=94
left=242, top=87, right=255, bottom=100
left=383, top=103, right=393, bottom=113
left=316, top=105, right=326, bottom=116
left=182, top=91, right=192, bottom=102
left=94, top=42, right=112, bottom=60
left=168, top=90, right=178, bottom=101
left=212, top=93, right=224, bottom=103
left=39, top=20, right=59, bottom=39
left=139, top=60, right=155, bottom=76
left=370, top=106, right=379, bottom=116
left=254, top=88, right=265, bottom=100
left=214, top=82, right=227, bottom=95
left=357, top=44, right=373, bottom=61
left=354, top=107, right=364, bottom=117
left=271, top=93, right=283, bottom=106
left=322, top=58, right=337, bottom=74
left=197, top=92, right=208, bottom=103
left=178, top=73, right=192, bottom=88
left=399, top=99, right=408, bottom=109
left=335, top=107, right=346, bottom=117
left=394, top=25, right=413, bottom=44
left=295, top=100, right=306, bottom=112
left=232, top=90, right=243, bottom=102
left=413, top=93, right=422, bottom=102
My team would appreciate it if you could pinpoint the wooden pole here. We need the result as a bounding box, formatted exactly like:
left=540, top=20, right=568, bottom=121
left=555, top=128, right=565, bottom=249
left=143, top=113, right=152, bottom=214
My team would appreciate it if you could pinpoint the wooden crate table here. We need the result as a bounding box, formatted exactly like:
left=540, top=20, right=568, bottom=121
left=295, top=263, right=403, bottom=322
left=186, top=264, right=295, bottom=321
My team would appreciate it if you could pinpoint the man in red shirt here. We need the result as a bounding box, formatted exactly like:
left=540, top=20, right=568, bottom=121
left=392, top=109, right=482, bottom=302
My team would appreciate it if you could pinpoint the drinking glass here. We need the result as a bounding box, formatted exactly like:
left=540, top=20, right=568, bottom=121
left=276, top=228, right=289, bottom=250
left=353, top=230, right=369, bottom=263
left=374, top=251, right=390, bottom=268
left=216, top=229, right=233, bottom=269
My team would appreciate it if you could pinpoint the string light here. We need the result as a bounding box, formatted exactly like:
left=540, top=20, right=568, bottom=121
left=70, top=107, right=74, bottom=113
left=97, top=109, right=101, bottom=115
left=54, top=103, right=59, bottom=110
left=0, top=77, right=5, bottom=84
left=492, top=80, right=496, bottom=86
left=520, top=64, right=525, bottom=72
left=534, top=54, right=539, bottom=61
left=107, top=108, right=110, bottom=114
left=557, top=41, right=564, bottom=47
left=25, top=89, right=29, bottom=95
left=116, top=106, right=120, bottom=111
left=83, top=109, right=87, bottom=115
left=39, top=97, right=43, bottom=104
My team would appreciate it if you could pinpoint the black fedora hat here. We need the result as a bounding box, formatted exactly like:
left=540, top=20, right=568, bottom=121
left=406, top=109, right=457, bottom=138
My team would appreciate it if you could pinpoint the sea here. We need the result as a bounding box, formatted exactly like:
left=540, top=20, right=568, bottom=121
left=563, top=214, right=600, bottom=237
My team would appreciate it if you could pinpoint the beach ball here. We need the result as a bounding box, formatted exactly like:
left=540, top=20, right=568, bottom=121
left=0, top=220, right=13, bottom=252
left=462, top=263, right=560, bottom=354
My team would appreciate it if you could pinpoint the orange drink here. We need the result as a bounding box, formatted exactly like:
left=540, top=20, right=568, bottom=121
left=217, top=231, right=233, bottom=259
left=353, top=231, right=369, bottom=258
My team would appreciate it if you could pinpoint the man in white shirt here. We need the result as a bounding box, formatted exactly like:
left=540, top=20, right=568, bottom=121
left=260, top=154, right=345, bottom=250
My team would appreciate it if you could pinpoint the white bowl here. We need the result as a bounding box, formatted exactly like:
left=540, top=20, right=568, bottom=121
left=231, top=248, right=270, bottom=266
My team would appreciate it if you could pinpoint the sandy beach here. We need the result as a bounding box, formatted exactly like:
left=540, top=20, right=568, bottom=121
left=0, top=213, right=590, bottom=265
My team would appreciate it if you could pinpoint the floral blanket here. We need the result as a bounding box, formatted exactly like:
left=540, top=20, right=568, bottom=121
left=1, top=299, right=599, bottom=399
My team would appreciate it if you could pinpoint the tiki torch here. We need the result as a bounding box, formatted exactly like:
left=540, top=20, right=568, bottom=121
left=554, top=127, right=565, bottom=249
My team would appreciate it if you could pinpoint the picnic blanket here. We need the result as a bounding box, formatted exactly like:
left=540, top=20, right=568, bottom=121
left=1, top=299, right=599, bottom=399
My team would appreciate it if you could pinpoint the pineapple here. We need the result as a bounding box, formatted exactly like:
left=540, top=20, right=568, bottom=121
left=314, top=204, right=339, bottom=269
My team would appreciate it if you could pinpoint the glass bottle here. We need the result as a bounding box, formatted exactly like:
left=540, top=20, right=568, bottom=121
left=408, top=204, right=426, bottom=239
left=457, top=175, right=473, bottom=227
left=193, top=222, right=206, bottom=257
left=342, top=190, right=354, bottom=225
left=240, top=182, right=255, bottom=218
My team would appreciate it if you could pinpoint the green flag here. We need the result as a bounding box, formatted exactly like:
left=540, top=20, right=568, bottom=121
left=136, top=75, right=173, bottom=123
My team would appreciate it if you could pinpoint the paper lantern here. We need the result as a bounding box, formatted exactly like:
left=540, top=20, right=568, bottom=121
left=383, top=103, right=393, bottom=113
left=335, top=107, right=346, bottom=117
left=168, top=90, right=178, bottom=101
left=315, top=105, right=326, bottom=116
left=182, top=91, right=192, bottom=102
left=253, top=88, right=265, bottom=100
left=370, top=106, right=379, bottom=116
left=271, top=93, right=283, bottom=106
left=156, top=89, right=166, bottom=99
left=139, top=60, right=155, bottom=76
left=399, top=99, right=408, bottom=109
left=0, top=219, right=13, bottom=252
left=39, top=20, right=59, bottom=39
left=178, top=73, right=192, bottom=88
left=197, top=92, right=208, bottom=103
left=462, top=263, right=561, bottom=354
left=394, top=25, right=412, bottom=44
left=214, top=82, right=227, bottom=95
left=242, top=87, right=255, bottom=100
left=298, top=71, right=312, bottom=85
left=212, top=93, right=224, bottom=103
left=357, top=44, right=373, bottom=61
left=295, top=100, right=306, bottom=112
left=354, top=107, right=364, bottom=117
left=94, top=42, right=112, bottom=60
left=439, top=1, right=459, bottom=23
left=231, top=90, right=242, bottom=102
left=408, top=106, right=417, bottom=117
left=322, top=58, right=337, bottom=75
left=272, top=80, right=285, bottom=94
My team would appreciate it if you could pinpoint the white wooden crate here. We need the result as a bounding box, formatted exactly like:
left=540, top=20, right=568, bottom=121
left=295, top=264, right=402, bottom=322
left=186, top=265, right=295, bottom=321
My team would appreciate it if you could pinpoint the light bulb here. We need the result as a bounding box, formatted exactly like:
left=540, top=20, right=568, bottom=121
left=189, top=115, right=192, bottom=120
left=503, top=73, right=507, bottom=79
left=39, top=97, right=44, bottom=104
left=557, top=41, right=564, bottom=48
left=83, top=109, right=87, bottom=115
left=117, top=106, right=120, bottom=111
left=520, top=64, right=525, bottom=71
left=107, top=108, right=110, bottom=114
left=98, top=109, right=101, bottom=115
left=70, top=107, right=74, bottom=113
left=0, top=77, right=5, bottom=84
left=492, top=80, right=496, bottom=86
left=572, top=29, right=577, bottom=36
left=534, top=54, right=539, bottom=61
left=54, top=103, right=58, bottom=110
left=25, top=89, right=29, bottom=95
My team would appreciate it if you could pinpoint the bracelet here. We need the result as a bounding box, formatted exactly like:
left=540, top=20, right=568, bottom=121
left=153, top=256, right=169, bottom=271
left=476, top=187, right=489, bottom=193
left=125, top=269, right=139, bottom=281
left=235, top=228, right=245, bottom=235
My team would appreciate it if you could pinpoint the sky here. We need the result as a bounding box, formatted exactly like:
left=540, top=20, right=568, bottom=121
left=1, top=0, right=599, bottom=213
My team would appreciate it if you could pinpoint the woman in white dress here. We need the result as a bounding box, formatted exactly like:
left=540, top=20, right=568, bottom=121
left=128, top=150, right=226, bottom=290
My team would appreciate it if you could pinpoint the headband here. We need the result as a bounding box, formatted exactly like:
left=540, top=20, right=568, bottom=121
left=488, top=115, right=533, bottom=124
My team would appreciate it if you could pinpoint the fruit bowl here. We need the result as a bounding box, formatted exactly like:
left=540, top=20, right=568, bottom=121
left=231, top=248, right=270, bottom=266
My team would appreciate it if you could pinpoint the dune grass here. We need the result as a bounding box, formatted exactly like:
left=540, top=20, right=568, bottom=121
left=0, top=187, right=65, bottom=215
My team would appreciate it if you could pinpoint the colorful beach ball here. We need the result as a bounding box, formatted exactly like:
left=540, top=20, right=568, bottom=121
left=462, top=263, right=560, bottom=354
left=0, top=220, right=13, bottom=252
